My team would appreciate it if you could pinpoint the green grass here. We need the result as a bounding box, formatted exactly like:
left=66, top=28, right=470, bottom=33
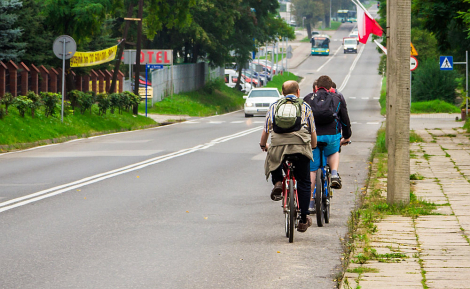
left=258, top=53, right=286, bottom=63
left=347, top=267, right=379, bottom=274
left=379, top=77, right=386, bottom=115
left=138, top=79, right=245, bottom=117
left=410, top=130, right=424, bottom=143
left=300, top=37, right=310, bottom=43
left=0, top=105, right=156, bottom=147
left=410, top=173, right=425, bottom=180
left=375, top=128, right=387, bottom=154
left=265, top=72, right=301, bottom=94
left=410, top=100, right=460, bottom=114
left=321, top=21, right=342, bottom=31
left=464, top=118, right=470, bottom=133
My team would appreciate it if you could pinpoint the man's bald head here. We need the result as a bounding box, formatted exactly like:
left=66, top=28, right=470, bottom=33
left=282, top=80, right=299, bottom=96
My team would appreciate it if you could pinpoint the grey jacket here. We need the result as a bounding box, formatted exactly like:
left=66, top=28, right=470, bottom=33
left=264, top=128, right=313, bottom=180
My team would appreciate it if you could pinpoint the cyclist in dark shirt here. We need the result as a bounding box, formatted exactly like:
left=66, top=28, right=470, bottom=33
left=303, top=75, right=351, bottom=192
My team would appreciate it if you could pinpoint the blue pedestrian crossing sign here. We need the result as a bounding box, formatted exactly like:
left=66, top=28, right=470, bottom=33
left=440, top=56, right=453, bottom=70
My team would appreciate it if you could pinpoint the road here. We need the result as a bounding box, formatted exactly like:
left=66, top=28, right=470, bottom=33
left=0, top=10, right=382, bottom=289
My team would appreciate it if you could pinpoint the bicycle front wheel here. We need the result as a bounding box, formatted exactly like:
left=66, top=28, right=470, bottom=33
left=289, top=179, right=296, bottom=243
left=324, top=167, right=331, bottom=223
left=315, top=169, right=324, bottom=227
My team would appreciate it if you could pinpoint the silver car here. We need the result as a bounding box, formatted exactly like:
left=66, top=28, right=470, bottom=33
left=243, top=88, right=282, bottom=117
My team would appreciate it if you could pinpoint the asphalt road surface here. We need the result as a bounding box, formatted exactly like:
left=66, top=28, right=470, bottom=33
left=0, top=12, right=383, bottom=289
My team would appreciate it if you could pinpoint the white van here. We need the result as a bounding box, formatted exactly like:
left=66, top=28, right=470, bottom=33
left=343, top=37, right=358, bottom=53
left=224, top=69, right=252, bottom=93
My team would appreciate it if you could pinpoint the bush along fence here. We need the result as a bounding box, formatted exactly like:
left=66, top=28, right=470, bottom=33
left=0, top=60, right=125, bottom=98
left=0, top=90, right=140, bottom=120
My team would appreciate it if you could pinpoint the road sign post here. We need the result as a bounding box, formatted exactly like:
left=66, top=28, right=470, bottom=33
left=53, top=35, right=76, bottom=123
left=441, top=53, right=468, bottom=118
left=144, top=64, right=164, bottom=117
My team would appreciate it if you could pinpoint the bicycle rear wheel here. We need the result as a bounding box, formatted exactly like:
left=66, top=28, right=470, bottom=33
left=315, top=169, right=324, bottom=227
left=324, top=168, right=331, bottom=223
left=289, top=179, right=296, bottom=243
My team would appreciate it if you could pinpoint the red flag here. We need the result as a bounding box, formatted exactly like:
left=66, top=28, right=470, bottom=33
left=356, top=2, right=383, bottom=44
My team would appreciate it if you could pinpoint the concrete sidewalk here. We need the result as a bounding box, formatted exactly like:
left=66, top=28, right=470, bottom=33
left=341, top=116, right=470, bottom=289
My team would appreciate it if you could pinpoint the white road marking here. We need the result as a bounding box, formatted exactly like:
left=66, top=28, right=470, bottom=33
left=317, top=45, right=343, bottom=72
left=367, top=122, right=379, bottom=125
left=184, top=121, right=200, bottom=124
left=373, top=97, right=380, bottom=100
left=0, top=126, right=263, bottom=213
left=361, top=97, right=369, bottom=100
left=13, top=150, right=163, bottom=158
left=209, top=121, right=225, bottom=124
left=349, top=97, right=357, bottom=99
left=231, top=121, right=245, bottom=124
left=338, top=44, right=366, bottom=92
left=351, top=122, right=359, bottom=124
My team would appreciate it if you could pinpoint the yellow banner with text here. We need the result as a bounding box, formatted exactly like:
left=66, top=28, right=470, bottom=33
left=70, top=45, right=118, bottom=67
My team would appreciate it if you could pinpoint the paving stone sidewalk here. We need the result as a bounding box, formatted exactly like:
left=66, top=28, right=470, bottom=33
left=341, top=117, right=470, bottom=289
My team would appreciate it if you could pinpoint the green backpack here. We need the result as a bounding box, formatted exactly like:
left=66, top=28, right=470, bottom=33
left=273, top=97, right=303, bottom=133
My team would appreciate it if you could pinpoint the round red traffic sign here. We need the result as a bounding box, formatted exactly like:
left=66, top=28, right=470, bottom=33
left=410, top=56, right=418, bottom=71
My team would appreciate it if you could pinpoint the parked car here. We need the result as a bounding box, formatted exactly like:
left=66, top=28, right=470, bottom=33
left=243, top=88, right=282, bottom=117
left=242, top=70, right=263, bottom=86
left=225, top=69, right=252, bottom=93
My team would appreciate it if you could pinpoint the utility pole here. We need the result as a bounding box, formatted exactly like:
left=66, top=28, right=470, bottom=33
left=387, top=0, right=411, bottom=204
left=133, top=0, right=144, bottom=114
left=109, top=3, right=134, bottom=94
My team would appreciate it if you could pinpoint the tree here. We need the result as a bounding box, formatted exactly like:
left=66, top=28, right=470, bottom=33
left=14, top=0, right=54, bottom=65
left=0, top=0, right=26, bottom=62
left=292, top=0, right=324, bottom=39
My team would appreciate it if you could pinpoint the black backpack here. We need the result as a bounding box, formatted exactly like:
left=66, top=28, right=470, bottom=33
left=309, top=92, right=339, bottom=125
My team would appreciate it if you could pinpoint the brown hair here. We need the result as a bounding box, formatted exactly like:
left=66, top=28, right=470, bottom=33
left=313, top=79, right=318, bottom=89
left=282, top=80, right=299, bottom=96
left=332, top=82, right=337, bottom=89
left=316, top=75, right=333, bottom=90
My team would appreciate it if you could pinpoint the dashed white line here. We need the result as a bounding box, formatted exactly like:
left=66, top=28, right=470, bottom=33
left=0, top=126, right=263, bottom=213
left=338, top=44, right=366, bottom=92
left=208, top=121, right=225, bottom=124
left=361, top=97, right=369, bottom=100
left=373, top=97, right=380, bottom=100
left=349, top=97, right=357, bottom=99
left=317, top=45, right=343, bottom=72
left=230, top=121, right=244, bottom=124
left=366, top=122, right=379, bottom=125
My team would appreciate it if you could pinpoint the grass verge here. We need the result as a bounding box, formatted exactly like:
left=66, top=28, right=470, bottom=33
left=0, top=106, right=156, bottom=148
left=464, top=118, right=470, bottom=132
left=411, top=100, right=460, bottom=114
left=265, top=72, right=301, bottom=93
left=138, top=79, right=245, bottom=117
left=379, top=76, right=386, bottom=115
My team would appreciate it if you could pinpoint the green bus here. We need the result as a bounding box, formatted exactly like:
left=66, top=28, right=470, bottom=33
left=337, top=10, right=357, bottom=23
left=311, top=36, right=330, bottom=56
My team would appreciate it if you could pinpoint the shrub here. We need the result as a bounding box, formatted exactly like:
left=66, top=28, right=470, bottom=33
left=412, top=58, right=459, bottom=103
left=79, top=92, right=95, bottom=114
left=410, top=99, right=460, bottom=113
left=119, top=92, right=131, bottom=114
left=26, top=91, right=41, bottom=118
left=109, top=93, right=120, bottom=114
left=123, top=91, right=139, bottom=112
left=0, top=106, right=5, bottom=119
left=96, top=93, right=110, bottom=115
left=68, top=90, right=83, bottom=111
left=40, top=92, right=60, bottom=117
left=13, top=95, right=33, bottom=118
left=1, top=92, right=15, bottom=115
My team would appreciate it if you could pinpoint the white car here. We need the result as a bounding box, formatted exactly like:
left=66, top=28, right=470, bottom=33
left=243, top=88, right=282, bottom=117
left=349, top=31, right=359, bottom=43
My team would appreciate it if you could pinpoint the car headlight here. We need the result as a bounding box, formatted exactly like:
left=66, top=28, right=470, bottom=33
left=245, top=103, right=253, bottom=107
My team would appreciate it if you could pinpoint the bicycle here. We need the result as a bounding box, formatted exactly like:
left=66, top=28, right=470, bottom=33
left=312, top=140, right=351, bottom=227
left=281, top=155, right=300, bottom=243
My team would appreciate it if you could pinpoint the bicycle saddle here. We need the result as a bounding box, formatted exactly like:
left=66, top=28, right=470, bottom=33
left=317, top=142, right=328, bottom=148
left=284, top=155, right=299, bottom=163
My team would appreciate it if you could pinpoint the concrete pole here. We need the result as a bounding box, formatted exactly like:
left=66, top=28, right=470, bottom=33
left=387, top=0, right=411, bottom=204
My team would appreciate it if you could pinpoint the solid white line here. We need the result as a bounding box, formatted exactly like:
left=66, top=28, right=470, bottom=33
left=0, top=126, right=263, bottom=213
left=231, top=121, right=244, bottom=123
left=349, top=97, right=357, bottom=99
left=367, top=122, right=379, bottom=125
left=338, top=44, right=366, bottom=92
left=317, top=45, right=342, bottom=72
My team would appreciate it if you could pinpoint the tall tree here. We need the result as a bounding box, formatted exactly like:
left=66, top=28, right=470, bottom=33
left=291, top=0, right=324, bottom=39
left=14, top=0, right=53, bottom=65
left=0, top=0, right=26, bottom=62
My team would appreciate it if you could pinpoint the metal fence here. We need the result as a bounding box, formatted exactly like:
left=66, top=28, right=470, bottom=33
left=150, top=63, right=223, bottom=104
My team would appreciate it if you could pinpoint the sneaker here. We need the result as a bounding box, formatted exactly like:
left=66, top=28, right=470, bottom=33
left=308, top=199, right=315, bottom=213
left=297, top=216, right=312, bottom=232
left=331, top=173, right=342, bottom=189
left=270, top=181, right=283, bottom=201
